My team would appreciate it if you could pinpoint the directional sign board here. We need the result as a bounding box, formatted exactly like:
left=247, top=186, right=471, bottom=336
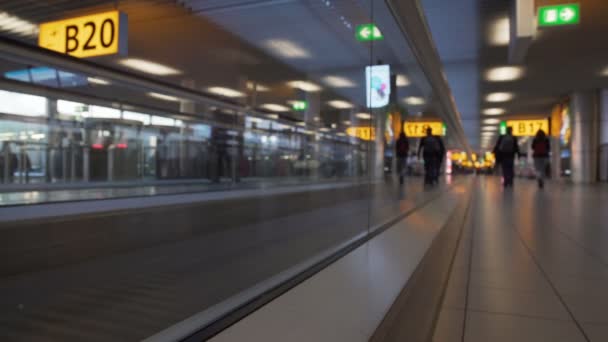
left=39, top=10, right=128, bottom=58
left=404, top=121, right=446, bottom=138
left=356, top=24, right=383, bottom=41
left=538, top=4, right=580, bottom=27
left=292, top=101, right=308, bottom=111
left=346, top=127, right=375, bottom=141
left=504, top=119, right=550, bottom=137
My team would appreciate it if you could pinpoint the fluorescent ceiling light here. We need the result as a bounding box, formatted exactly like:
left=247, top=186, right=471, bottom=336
left=246, top=81, right=270, bottom=92
left=405, top=96, right=425, bottom=105
left=343, top=120, right=352, bottom=125
left=483, top=118, right=501, bottom=124
left=266, top=114, right=279, bottom=119
left=119, top=58, right=181, bottom=76
left=396, top=74, right=410, bottom=86
left=482, top=126, right=498, bottom=131
left=483, top=108, right=506, bottom=115
left=265, top=39, right=310, bottom=59
left=88, top=77, right=110, bottom=85
left=260, top=103, right=290, bottom=112
left=0, top=12, right=38, bottom=37
left=356, top=113, right=371, bottom=119
left=481, top=131, right=495, bottom=136
left=207, top=87, right=245, bottom=98
left=319, top=127, right=331, bottom=132
left=288, top=80, right=322, bottom=92
left=486, top=92, right=514, bottom=102
left=148, top=92, right=181, bottom=102
left=488, top=16, right=510, bottom=46
left=486, top=66, right=525, bottom=82
left=327, top=100, right=354, bottom=109
left=337, top=132, right=346, bottom=137
left=323, top=75, right=356, bottom=88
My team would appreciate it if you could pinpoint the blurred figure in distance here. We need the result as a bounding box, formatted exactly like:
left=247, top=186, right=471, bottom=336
left=395, top=131, right=409, bottom=185
left=417, top=127, right=445, bottom=186
left=531, top=129, right=550, bottom=189
left=493, top=126, right=520, bottom=187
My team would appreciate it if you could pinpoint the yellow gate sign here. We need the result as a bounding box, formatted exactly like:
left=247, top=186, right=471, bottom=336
left=39, top=11, right=128, bottom=58
left=505, top=119, right=549, bottom=137
left=404, top=121, right=445, bottom=137
left=346, top=127, right=375, bottom=141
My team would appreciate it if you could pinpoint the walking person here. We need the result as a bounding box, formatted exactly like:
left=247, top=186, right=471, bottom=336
left=395, top=131, right=409, bottom=185
left=493, top=127, right=520, bottom=187
left=531, top=129, right=550, bottom=188
left=418, top=128, right=445, bottom=185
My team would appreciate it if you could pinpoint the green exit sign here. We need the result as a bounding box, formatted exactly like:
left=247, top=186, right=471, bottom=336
left=356, top=24, right=383, bottom=41
left=292, top=101, right=308, bottom=111
left=538, top=3, right=580, bottom=26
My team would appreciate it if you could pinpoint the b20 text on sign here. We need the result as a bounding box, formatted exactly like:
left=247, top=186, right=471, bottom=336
left=38, top=11, right=128, bottom=58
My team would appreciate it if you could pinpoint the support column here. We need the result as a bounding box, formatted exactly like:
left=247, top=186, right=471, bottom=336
left=599, top=90, right=608, bottom=181
left=570, top=91, right=599, bottom=183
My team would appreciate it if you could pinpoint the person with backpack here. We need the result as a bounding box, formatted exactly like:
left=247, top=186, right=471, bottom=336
left=395, top=131, right=410, bottom=185
left=493, top=126, right=520, bottom=187
left=531, top=129, right=550, bottom=188
left=418, top=127, right=445, bottom=185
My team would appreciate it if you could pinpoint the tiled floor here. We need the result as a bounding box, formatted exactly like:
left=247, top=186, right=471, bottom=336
left=433, top=178, right=608, bottom=342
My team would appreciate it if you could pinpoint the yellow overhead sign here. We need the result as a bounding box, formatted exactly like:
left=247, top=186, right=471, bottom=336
left=404, top=121, right=445, bottom=137
left=506, top=119, right=549, bottom=137
left=346, top=127, right=375, bottom=141
left=39, top=11, right=128, bottom=58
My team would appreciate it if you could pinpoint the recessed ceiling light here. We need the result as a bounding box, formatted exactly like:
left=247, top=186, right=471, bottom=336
left=483, top=108, right=506, bottom=115
left=0, top=11, right=38, bottom=37
left=327, top=100, right=353, bottom=109
left=265, top=39, right=310, bottom=59
left=405, top=97, right=425, bottom=105
left=486, top=92, right=514, bottom=102
left=483, top=118, right=501, bottom=124
left=482, top=126, right=498, bottom=131
left=260, top=103, right=290, bottom=112
left=246, top=81, right=270, bottom=92
left=207, top=87, right=246, bottom=98
left=356, top=113, right=371, bottom=119
left=287, top=80, right=322, bottom=92
left=119, top=58, right=181, bottom=76
left=343, top=120, right=352, bottom=125
left=87, top=77, right=110, bottom=85
left=396, top=74, right=410, bottom=87
left=323, top=75, right=356, bottom=88
left=481, top=131, right=495, bottom=136
left=488, top=16, right=509, bottom=46
left=486, top=66, right=525, bottom=82
left=148, top=92, right=181, bottom=102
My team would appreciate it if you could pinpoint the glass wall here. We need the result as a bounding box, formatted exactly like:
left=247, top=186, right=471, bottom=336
left=0, top=1, right=447, bottom=341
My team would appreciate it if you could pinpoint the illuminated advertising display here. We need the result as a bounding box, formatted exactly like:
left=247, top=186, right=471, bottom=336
left=365, top=64, right=390, bottom=108
left=39, top=11, right=128, bottom=58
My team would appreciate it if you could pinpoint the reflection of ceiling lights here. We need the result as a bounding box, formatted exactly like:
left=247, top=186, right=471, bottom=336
left=486, top=66, right=525, bottom=82
left=323, top=75, right=356, bottom=88
left=486, top=92, right=514, bottom=102
left=265, top=39, right=310, bottom=59
left=337, top=132, right=346, bottom=137
left=356, top=113, right=371, bottom=119
left=343, top=120, right=352, bottom=125
left=260, top=103, right=290, bottom=112
left=207, top=87, right=245, bottom=98
left=88, top=77, right=110, bottom=85
left=488, top=16, right=509, bottom=46
left=404, top=97, right=425, bottom=105
left=483, top=118, right=501, bottom=124
left=327, top=100, right=353, bottom=109
left=287, top=80, right=322, bottom=92
left=119, top=58, right=181, bottom=75
left=319, top=127, right=331, bottom=132
left=148, top=92, right=181, bottom=102
left=246, top=81, right=270, bottom=92
left=482, top=126, right=498, bottom=131
left=266, top=114, right=279, bottom=119
left=396, top=74, right=410, bottom=86
left=481, top=131, right=495, bottom=136
left=0, top=12, right=38, bottom=37
left=483, top=108, right=506, bottom=115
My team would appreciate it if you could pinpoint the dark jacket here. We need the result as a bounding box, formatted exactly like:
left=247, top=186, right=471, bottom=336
left=395, top=136, right=410, bottom=158
left=493, top=134, right=520, bottom=160
left=417, top=135, right=446, bottom=160
left=531, top=136, right=550, bottom=158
